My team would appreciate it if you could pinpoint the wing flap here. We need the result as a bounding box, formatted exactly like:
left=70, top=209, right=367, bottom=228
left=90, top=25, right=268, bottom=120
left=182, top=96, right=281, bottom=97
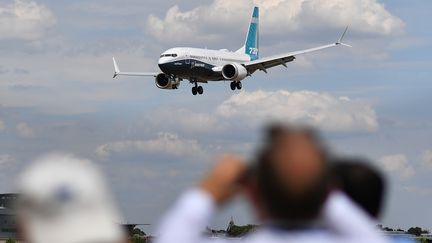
left=246, top=56, right=296, bottom=74
left=243, top=43, right=338, bottom=73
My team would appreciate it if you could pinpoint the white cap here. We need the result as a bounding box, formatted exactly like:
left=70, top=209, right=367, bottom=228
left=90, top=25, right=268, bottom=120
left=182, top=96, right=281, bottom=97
left=17, top=154, right=125, bottom=243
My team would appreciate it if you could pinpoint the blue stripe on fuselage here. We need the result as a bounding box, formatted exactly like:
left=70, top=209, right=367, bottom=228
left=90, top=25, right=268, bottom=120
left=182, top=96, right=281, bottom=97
left=158, top=59, right=223, bottom=81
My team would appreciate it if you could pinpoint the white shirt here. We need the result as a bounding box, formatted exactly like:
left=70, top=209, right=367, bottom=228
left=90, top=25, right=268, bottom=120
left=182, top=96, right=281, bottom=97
left=154, top=189, right=390, bottom=243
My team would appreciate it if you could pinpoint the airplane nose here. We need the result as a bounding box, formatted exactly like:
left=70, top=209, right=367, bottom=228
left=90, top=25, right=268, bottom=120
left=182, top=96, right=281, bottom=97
left=158, top=59, right=170, bottom=73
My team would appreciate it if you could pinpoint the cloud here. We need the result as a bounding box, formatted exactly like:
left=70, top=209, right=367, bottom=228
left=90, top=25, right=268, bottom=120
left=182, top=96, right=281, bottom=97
left=146, top=0, right=405, bottom=44
left=0, top=119, right=5, bottom=131
left=147, top=109, right=226, bottom=134
left=403, top=186, right=432, bottom=197
left=147, top=90, right=378, bottom=134
left=422, top=149, right=432, bottom=168
left=0, top=0, right=55, bottom=41
left=8, top=84, right=42, bottom=92
left=379, top=154, right=415, bottom=180
left=95, top=132, right=205, bottom=159
left=16, top=122, right=35, bottom=138
left=0, top=154, right=15, bottom=165
left=216, top=90, right=378, bottom=132
left=0, top=48, right=159, bottom=115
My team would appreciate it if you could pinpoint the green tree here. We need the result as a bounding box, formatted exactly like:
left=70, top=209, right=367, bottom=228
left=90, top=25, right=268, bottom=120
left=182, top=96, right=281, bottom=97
left=5, top=239, right=15, bottom=243
left=132, top=227, right=146, bottom=236
left=227, top=224, right=257, bottom=237
left=131, top=234, right=146, bottom=243
left=407, top=227, right=428, bottom=237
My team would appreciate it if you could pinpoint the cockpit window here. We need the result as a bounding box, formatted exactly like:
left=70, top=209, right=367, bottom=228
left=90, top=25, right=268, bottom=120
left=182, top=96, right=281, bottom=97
left=160, top=54, right=178, bottom=58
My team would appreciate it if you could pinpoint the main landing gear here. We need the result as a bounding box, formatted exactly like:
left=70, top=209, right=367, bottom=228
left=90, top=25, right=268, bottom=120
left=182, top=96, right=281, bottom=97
left=230, top=81, right=242, bottom=91
left=192, top=83, right=204, bottom=96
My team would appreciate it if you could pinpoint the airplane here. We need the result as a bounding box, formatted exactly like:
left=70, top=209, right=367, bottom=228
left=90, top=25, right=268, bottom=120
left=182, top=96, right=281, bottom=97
left=112, top=6, right=351, bottom=96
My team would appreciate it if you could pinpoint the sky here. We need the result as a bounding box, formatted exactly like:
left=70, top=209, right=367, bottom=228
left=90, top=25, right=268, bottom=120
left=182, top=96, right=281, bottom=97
left=0, top=0, right=431, bottom=233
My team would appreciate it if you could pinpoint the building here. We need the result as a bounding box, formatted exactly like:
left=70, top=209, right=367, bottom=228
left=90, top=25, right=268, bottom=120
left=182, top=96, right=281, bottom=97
left=226, top=217, right=235, bottom=233
left=0, top=194, right=19, bottom=242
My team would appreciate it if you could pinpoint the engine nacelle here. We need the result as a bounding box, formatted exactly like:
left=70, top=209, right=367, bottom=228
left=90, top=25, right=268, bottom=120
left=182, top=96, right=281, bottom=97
left=155, top=73, right=180, bottom=89
left=222, top=63, right=248, bottom=81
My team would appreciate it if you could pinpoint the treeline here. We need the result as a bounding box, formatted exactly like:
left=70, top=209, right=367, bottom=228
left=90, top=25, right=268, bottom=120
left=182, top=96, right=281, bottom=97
left=226, top=224, right=257, bottom=237
left=210, top=223, right=431, bottom=238
left=378, top=225, right=430, bottom=237
left=128, top=224, right=431, bottom=243
left=206, top=224, right=258, bottom=238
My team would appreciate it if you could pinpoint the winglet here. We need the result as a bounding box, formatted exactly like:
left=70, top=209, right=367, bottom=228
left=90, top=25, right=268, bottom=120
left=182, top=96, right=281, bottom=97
left=112, top=57, right=120, bottom=78
left=336, top=26, right=352, bottom=47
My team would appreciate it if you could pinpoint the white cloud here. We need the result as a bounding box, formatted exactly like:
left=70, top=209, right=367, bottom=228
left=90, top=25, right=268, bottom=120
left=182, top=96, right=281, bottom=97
left=148, top=109, right=226, bottom=134
left=379, top=154, right=415, bottom=180
left=422, top=149, right=432, bottom=168
left=147, top=90, right=378, bottom=134
left=96, top=132, right=205, bottom=159
left=216, top=90, right=378, bottom=132
left=16, top=122, right=35, bottom=138
left=0, top=50, right=157, bottom=115
left=0, top=0, right=55, bottom=41
left=146, top=0, right=405, bottom=43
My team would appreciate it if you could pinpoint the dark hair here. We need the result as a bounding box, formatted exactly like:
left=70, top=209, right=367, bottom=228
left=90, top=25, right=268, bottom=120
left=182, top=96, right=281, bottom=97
left=330, top=158, right=386, bottom=218
left=253, top=124, right=329, bottom=222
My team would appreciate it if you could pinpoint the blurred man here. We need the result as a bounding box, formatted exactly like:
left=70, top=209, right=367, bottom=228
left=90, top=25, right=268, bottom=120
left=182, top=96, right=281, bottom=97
left=243, top=125, right=329, bottom=225
left=16, top=154, right=126, bottom=243
left=330, top=159, right=386, bottom=219
left=155, top=124, right=389, bottom=243
left=329, top=159, right=415, bottom=243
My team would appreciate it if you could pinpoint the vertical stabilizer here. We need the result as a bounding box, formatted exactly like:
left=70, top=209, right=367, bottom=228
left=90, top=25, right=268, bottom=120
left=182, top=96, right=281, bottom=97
left=236, top=7, right=259, bottom=61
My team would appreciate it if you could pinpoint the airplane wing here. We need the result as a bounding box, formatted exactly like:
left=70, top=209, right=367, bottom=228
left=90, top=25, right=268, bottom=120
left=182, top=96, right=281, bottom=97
left=243, top=27, right=352, bottom=74
left=112, top=57, right=158, bottom=78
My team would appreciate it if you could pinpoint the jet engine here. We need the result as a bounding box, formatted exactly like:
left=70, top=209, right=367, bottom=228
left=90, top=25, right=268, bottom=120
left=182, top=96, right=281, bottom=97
left=155, top=73, right=180, bottom=89
left=222, top=63, right=248, bottom=81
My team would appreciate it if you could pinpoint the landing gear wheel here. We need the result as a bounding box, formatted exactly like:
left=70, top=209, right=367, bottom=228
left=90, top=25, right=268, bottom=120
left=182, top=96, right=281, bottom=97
left=236, top=82, right=242, bottom=90
left=192, top=86, right=198, bottom=96
left=230, top=82, right=236, bottom=91
left=197, top=86, right=204, bottom=95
